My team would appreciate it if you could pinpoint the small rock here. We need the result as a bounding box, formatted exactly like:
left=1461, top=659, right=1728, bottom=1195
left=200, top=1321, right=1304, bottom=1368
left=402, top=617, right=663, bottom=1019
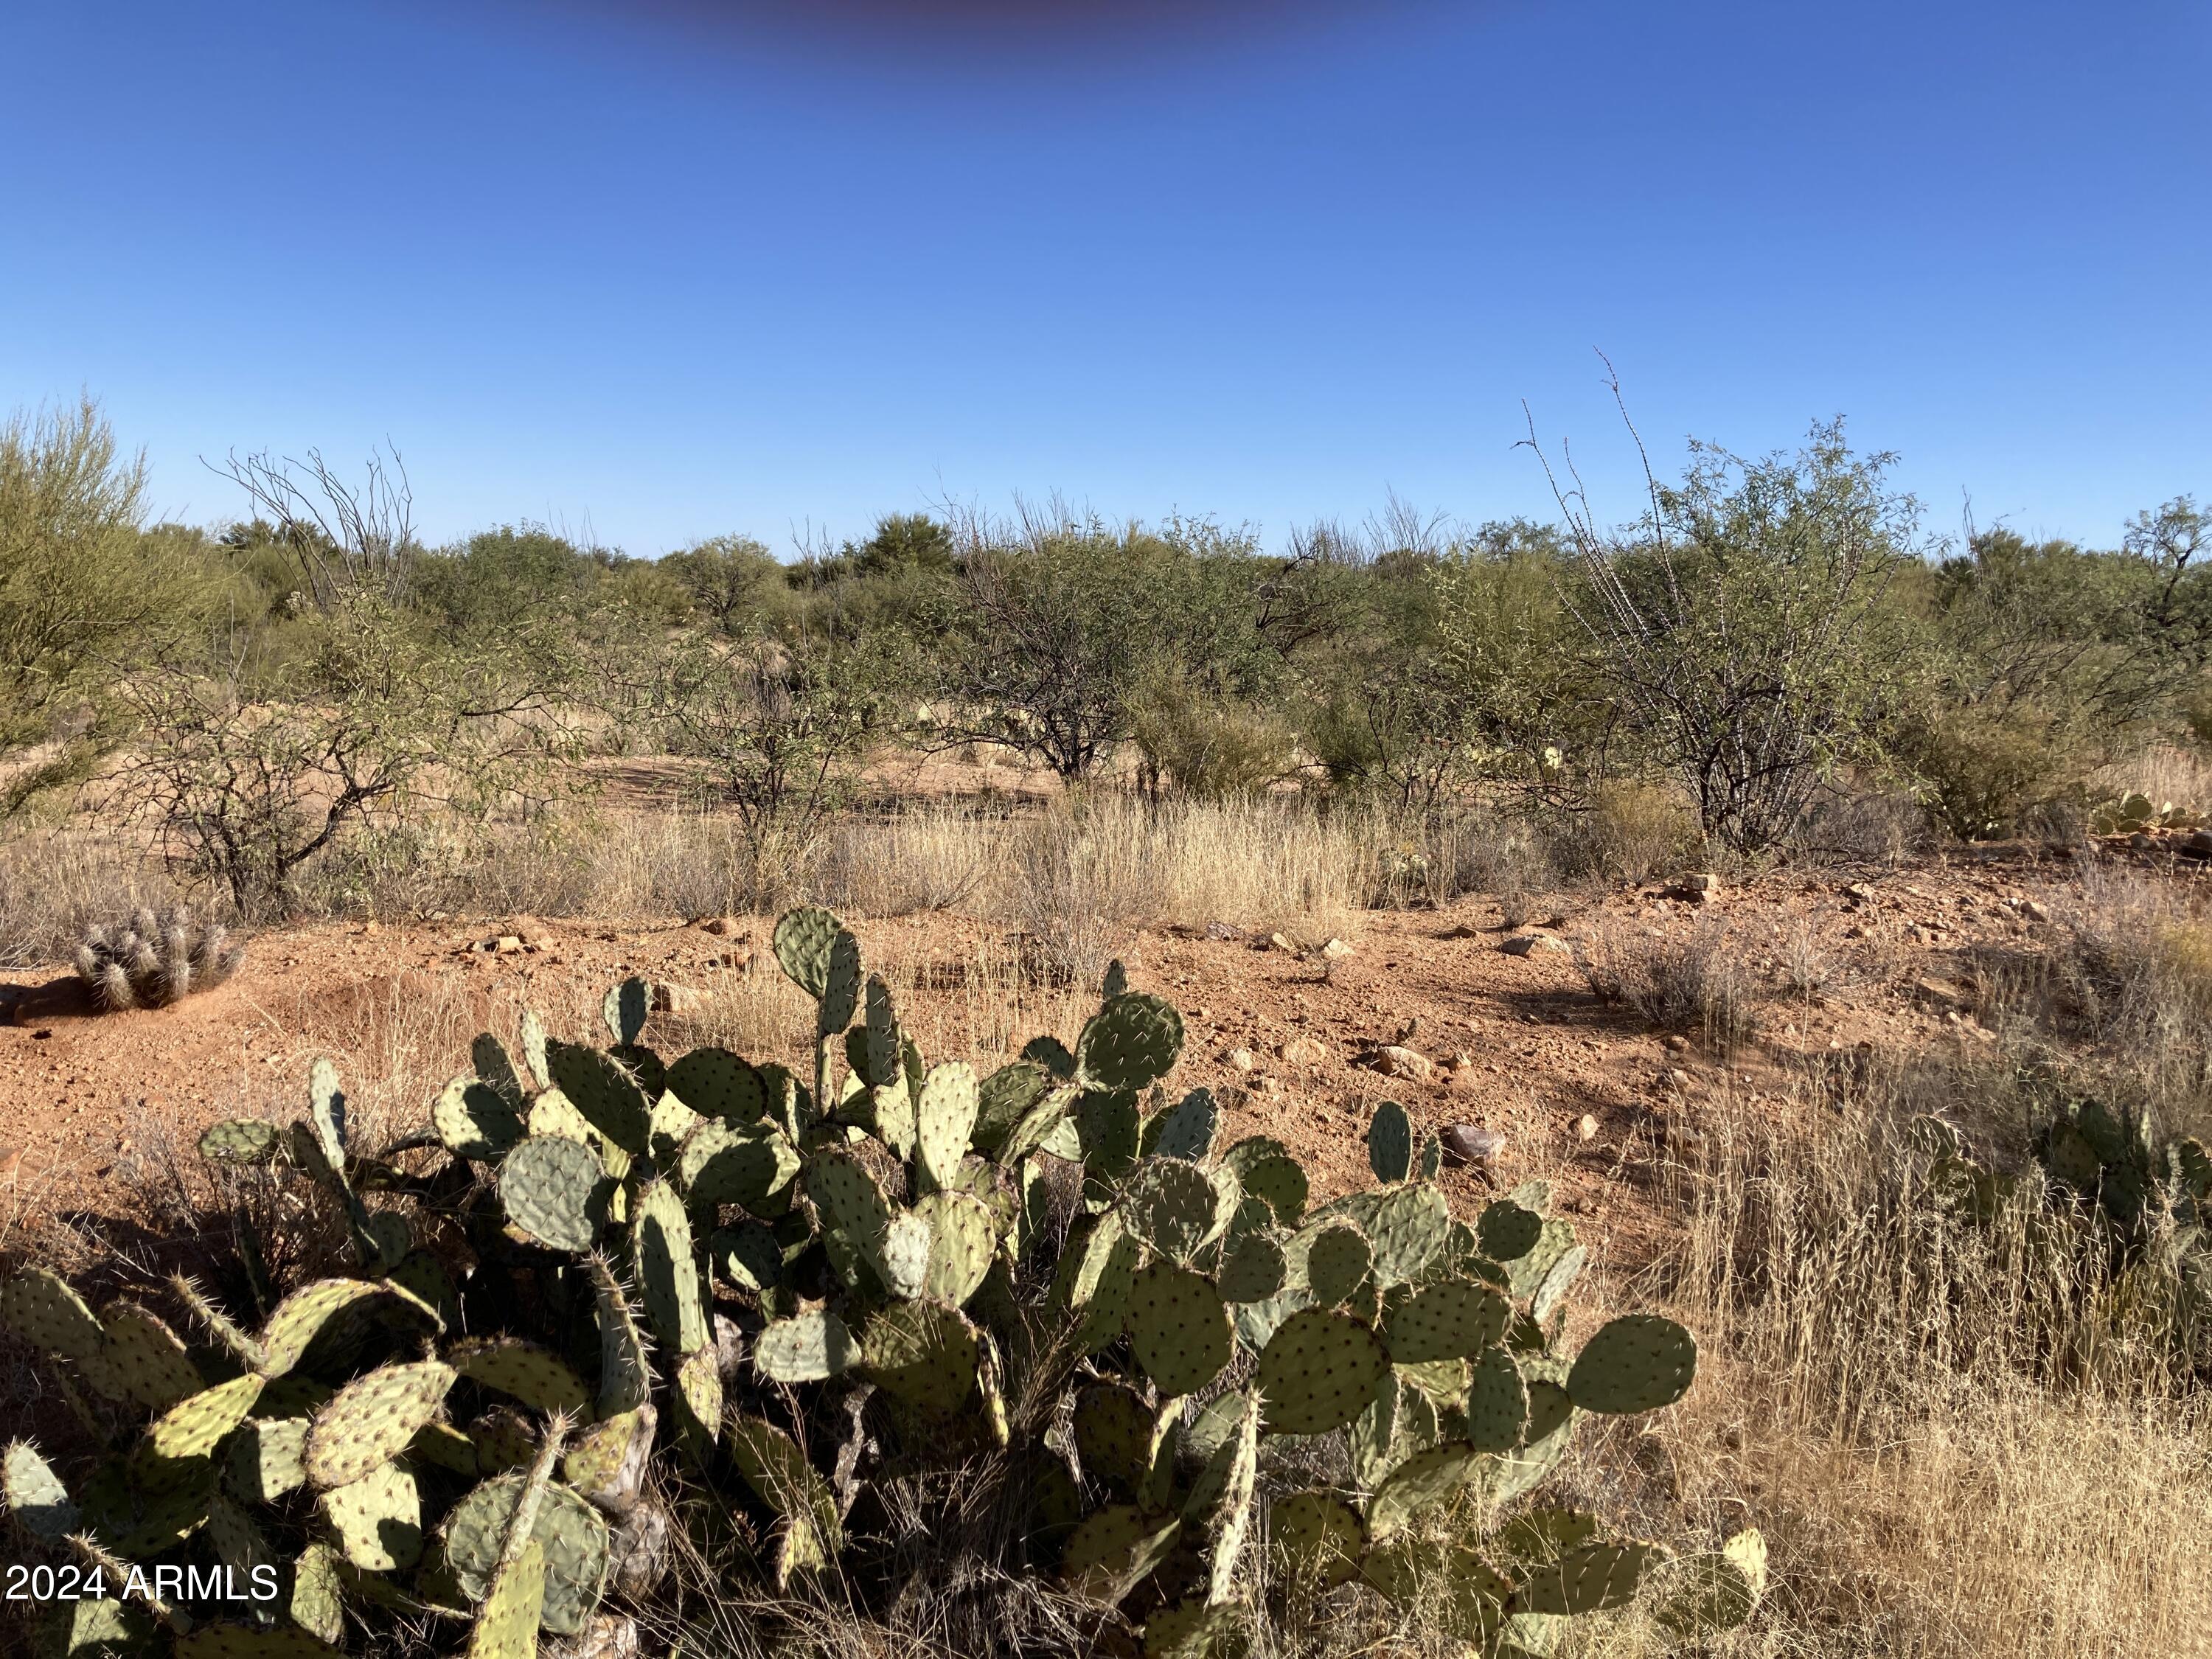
left=1843, top=882, right=1877, bottom=905
left=1499, top=933, right=1571, bottom=957
left=1681, top=872, right=1722, bottom=894
left=1190, top=1006, right=1211, bottom=1021
left=650, top=982, right=708, bottom=1015
left=1439, top=1124, right=1506, bottom=1166
left=493, top=934, right=524, bottom=955
left=1666, top=1066, right=1694, bottom=1092
left=1263, top=931, right=1298, bottom=955
left=1910, top=975, right=1971, bottom=1010
left=1368, top=1045, right=1433, bottom=1083
left=1226, top=1048, right=1256, bottom=1072
left=1318, top=937, right=1355, bottom=961
left=1663, top=1033, right=1691, bottom=1054
left=1446, top=1068, right=1483, bottom=1096
left=1279, top=1036, right=1328, bottom=1066
left=1574, top=1113, right=1599, bottom=1142
left=700, top=916, right=745, bottom=937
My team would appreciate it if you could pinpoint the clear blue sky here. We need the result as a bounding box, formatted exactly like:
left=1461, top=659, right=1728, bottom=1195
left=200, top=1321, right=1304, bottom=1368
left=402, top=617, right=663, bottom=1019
left=1, top=0, right=2205, bottom=555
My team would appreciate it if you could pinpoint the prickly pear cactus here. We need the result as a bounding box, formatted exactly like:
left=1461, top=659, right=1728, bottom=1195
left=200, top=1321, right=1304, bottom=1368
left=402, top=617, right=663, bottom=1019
left=0, top=907, right=1725, bottom=1659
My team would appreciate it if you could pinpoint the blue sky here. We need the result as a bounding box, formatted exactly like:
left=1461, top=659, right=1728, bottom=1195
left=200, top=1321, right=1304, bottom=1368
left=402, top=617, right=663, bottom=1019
left=1, top=0, right=2205, bottom=555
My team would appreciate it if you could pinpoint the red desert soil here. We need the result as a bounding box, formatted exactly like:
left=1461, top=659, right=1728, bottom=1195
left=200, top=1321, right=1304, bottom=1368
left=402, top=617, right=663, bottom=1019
left=0, top=852, right=2073, bottom=1270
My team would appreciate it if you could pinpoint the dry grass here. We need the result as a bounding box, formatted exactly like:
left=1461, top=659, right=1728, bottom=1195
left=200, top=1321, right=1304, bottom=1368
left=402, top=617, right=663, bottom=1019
left=1575, top=911, right=1762, bottom=1043
left=2087, top=741, right=2212, bottom=816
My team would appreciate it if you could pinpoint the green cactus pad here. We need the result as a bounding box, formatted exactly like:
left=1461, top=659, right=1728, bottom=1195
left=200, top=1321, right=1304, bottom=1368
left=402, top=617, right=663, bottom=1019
left=439, top=1474, right=611, bottom=1635
left=726, top=1413, right=841, bottom=1585
left=97, top=1300, right=202, bottom=1411
left=1143, top=1088, right=1220, bottom=1164
left=1566, top=1315, right=1697, bottom=1415
left=1123, top=1262, right=1232, bottom=1397
left=1000, top=1081, right=1079, bottom=1166
left=666, top=1048, right=766, bottom=1120
left=600, top=977, right=650, bottom=1047
left=1654, top=1527, right=1767, bottom=1637
left=1384, top=1278, right=1512, bottom=1363
left=499, top=1133, right=611, bottom=1253
left=1366, top=1439, right=1484, bottom=1540
left=1194, top=1392, right=1259, bottom=1604
left=646, top=1087, right=701, bottom=1162
left=914, top=1061, right=981, bottom=1193
left=1060, top=1503, right=1183, bottom=1605
left=81, top=1450, right=212, bottom=1557
left=673, top=1343, right=723, bottom=1464
left=224, top=1416, right=308, bottom=1503
left=1143, top=1599, right=1241, bottom=1659
left=1365, top=1183, right=1450, bottom=1287
left=319, top=1461, right=422, bottom=1571
left=0, top=1267, right=107, bottom=1366
left=411, top=1419, right=481, bottom=1478
left=3, top=1441, right=77, bottom=1540
left=546, top=1043, right=652, bottom=1157
left=149, top=1372, right=266, bottom=1461
left=305, top=1360, right=456, bottom=1489
left=472, top=1535, right=546, bottom=1659
left=434, top=1077, right=526, bottom=1161
left=450, top=1338, right=591, bottom=1416
left=1124, top=1157, right=1225, bottom=1264
left=805, top=1150, right=894, bottom=1251
left=286, top=1540, right=345, bottom=1644
left=1076, top=994, right=1184, bottom=1093
left=1222, top=1139, right=1307, bottom=1225
left=862, top=1300, right=981, bottom=1416
left=1305, top=1224, right=1373, bottom=1306
left=259, top=1279, right=385, bottom=1377
left=1503, top=1217, right=1582, bottom=1303
left=754, top=1310, right=858, bottom=1382
left=470, top=1409, right=538, bottom=1476
left=873, top=1210, right=931, bottom=1298
left=1478, top=1200, right=1543, bottom=1262
left=771, top=906, right=842, bottom=998
left=678, top=1117, right=798, bottom=1214
left=1464, top=1343, right=1530, bottom=1452
left=1057, top=1217, right=1142, bottom=1353
left=1368, top=1100, right=1414, bottom=1184
left=971, top=1062, right=1051, bottom=1155
left=914, top=1191, right=997, bottom=1306
left=1268, top=1488, right=1363, bottom=1589
left=470, top=1031, right=525, bottom=1100
left=632, top=1180, right=708, bottom=1357
left=820, top=928, right=863, bottom=1036
left=1256, top=1308, right=1389, bottom=1436
left=1507, top=1537, right=1659, bottom=1615
left=1073, top=1382, right=1155, bottom=1492
left=1074, top=1089, right=1142, bottom=1183
left=1217, top=1232, right=1287, bottom=1304
left=198, top=1118, right=283, bottom=1166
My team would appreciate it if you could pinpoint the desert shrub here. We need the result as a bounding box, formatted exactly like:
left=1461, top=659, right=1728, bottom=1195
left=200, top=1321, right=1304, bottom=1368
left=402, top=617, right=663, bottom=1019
left=1128, top=675, right=1296, bottom=801
left=1562, top=779, right=1700, bottom=883
left=0, top=914, right=1747, bottom=1658
left=1576, top=913, right=1759, bottom=1043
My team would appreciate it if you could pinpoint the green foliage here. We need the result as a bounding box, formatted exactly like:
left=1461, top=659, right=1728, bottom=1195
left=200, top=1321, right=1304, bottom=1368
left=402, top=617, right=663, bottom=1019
left=0, top=908, right=1731, bottom=1656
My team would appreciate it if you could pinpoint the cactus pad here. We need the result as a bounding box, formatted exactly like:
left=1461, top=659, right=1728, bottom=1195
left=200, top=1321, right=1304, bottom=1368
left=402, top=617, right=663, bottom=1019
left=434, top=1077, right=526, bottom=1161
left=1305, top=1223, right=1373, bottom=1305
left=450, top=1338, right=591, bottom=1417
left=1217, top=1232, right=1288, bottom=1304
left=1075, top=994, right=1184, bottom=1093
left=631, top=1180, right=708, bottom=1357
left=1256, top=1308, right=1388, bottom=1436
left=754, top=1310, right=858, bottom=1383
left=678, top=1118, right=798, bottom=1213
left=667, top=1048, right=766, bottom=1120
left=1530, top=1242, right=1587, bottom=1324
left=1503, top=1217, right=1582, bottom=1303
left=1384, top=1278, right=1512, bottom=1363
left=499, top=1133, right=611, bottom=1253
left=1365, top=1183, right=1450, bottom=1286
left=1144, top=1088, right=1220, bottom=1163
left=1124, top=1157, right=1225, bottom=1264
left=148, top=1372, right=266, bottom=1461
left=972, top=1061, right=1051, bottom=1155
left=1060, top=1503, right=1183, bottom=1605
left=601, top=977, right=650, bottom=1047
left=1073, top=1382, right=1155, bottom=1491
left=726, top=1413, right=840, bottom=1586
left=0, top=1267, right=106, bottom=1366
left=1124, top=1262, right=1233, bottom=1397
left=1655, top=1527, right=1767, bottom=1636
left=709, top=1221, right=786, bottom=1295
left=1507, top=1537, right=1658, bottom=1615
left=1222, top=1139, right=1307, bottom=1225
left=914, top=1191, right=996, bottom=1306
left=260, top=1279, right=387, bottom=1377
left=225, top=1416, right=308, bottom=1503
left=319, top=1460, right=422, bottom=1571
left=198, top=1118, right=282, bottom=1166
left=1464, top=1343, right=1530, bottom=1452
left=1368, top=1100, right=1414, bottom=1184
left=1143, top=1600, right=1241, bottom=1659
left=805, top=1151, right=894, bottom=1254
left=862, top=1300, right=980, bottom=1415
left=175, top=1627, right=341, bottom=1658
left=305, top=1360, right=456, bottom=1489
left=1267, top=1489, right=1363, bottom=1589
left=1366, top=1439, right=1484, bottom=1539
left=546, top=1043, right=652, bottom=1157
left=772, top=906, right=843, bottom=998
left=2, top=1440, right=77, bottom=1540
left=440, top=1474, right=611, bottom=1635
left=563, top=1406, right=654, bottom=1514
left=1363, top=1538, right=1511, bottom=1643
left=914, top=1061, right=980, bottom=1193
left=1478, top=1200, right=1543, bottom=1262
left=1566, top=1315, right=1697, bottom=1414
left=471, top=1535, right=546, bottom=1659
left=97, top=1300, right=202, bottom=1411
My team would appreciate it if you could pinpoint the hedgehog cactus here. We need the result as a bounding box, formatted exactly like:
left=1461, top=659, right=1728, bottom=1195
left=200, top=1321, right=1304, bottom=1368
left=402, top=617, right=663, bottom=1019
left=74, top=905, right=245, bottom=1010
left=0, top=905, right=1738, bottom=1658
